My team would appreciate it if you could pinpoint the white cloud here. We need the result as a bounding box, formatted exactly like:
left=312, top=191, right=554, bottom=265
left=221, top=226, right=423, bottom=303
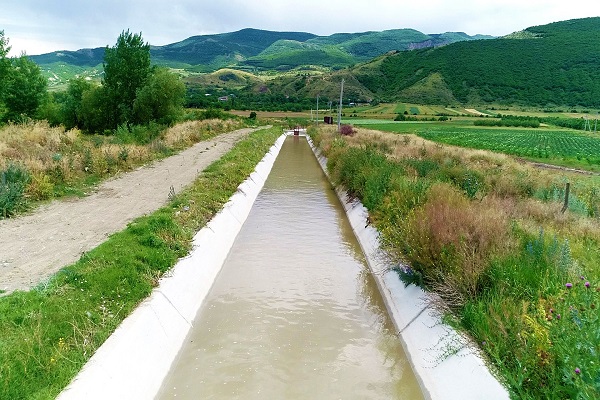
left=2, top=0, right=600, bottom=56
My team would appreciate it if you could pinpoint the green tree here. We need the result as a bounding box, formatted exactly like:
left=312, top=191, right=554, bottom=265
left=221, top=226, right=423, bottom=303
left=0, top=31, right=12, bottom=116
left=79, top=85, right=108, bottom=133
left=103, top=30, right=151, bottom=128
left=2, top=55, right=47, bottom=122
left=61, top=77, right=95, bottom=129
left=133, top=67, right=185, bottom=125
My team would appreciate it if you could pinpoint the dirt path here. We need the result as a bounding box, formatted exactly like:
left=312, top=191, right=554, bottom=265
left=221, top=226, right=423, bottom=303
left=0, top=127, right=267, bottom=294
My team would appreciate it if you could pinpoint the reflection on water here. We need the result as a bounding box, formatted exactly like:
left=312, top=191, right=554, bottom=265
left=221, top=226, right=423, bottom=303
left=156, top=136, right=423, bottom=399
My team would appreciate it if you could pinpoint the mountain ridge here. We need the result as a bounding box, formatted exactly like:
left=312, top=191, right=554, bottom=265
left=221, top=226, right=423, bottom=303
left=29, top=27, right=493, bottom=72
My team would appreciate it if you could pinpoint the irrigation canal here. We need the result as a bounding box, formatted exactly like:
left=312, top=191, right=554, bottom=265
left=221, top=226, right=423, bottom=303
left=156, top=135, right=423, bottom=399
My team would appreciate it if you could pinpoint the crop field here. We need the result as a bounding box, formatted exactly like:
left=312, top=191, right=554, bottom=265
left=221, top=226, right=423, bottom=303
left=482, top=108, right=600, bottom=120
left=418, top=126, right=600, bottom=161
left=347, top=103, right=600, bottom=122
left=356, top=121, right=600, bottom=170
left=350, top=103, right=455, bottom=117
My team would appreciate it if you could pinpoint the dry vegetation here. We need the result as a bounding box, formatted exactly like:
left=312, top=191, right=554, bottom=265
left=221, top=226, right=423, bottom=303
left=0, top=119, right=245, bottom=216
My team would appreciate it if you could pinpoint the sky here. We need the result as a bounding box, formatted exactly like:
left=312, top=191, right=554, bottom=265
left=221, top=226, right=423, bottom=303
left=2, top=0, right=600, bottom=56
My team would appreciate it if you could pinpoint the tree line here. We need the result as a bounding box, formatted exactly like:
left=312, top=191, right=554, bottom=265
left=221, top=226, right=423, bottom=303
left=0, top=30, right=185, bottom=133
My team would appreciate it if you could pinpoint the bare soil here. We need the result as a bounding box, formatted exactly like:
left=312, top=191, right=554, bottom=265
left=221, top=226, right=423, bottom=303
left=0, top=127, right=261, bottom=294
left=464, top=108, right=491, bottom=117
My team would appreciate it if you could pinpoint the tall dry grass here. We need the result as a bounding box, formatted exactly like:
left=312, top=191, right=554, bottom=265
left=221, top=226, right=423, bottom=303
left=163, top=119, right=241, bottom=147
left=0, top=118, right=246, bottom=207
left=0, top=121, right=152, bottom=200
left=401, top=183, right=513, bottom=306
left=317, top=125, right=600, bottom=244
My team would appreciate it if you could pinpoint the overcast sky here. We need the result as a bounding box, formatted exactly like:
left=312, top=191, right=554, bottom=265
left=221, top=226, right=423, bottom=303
left=2, top=0, right=600, bottom=56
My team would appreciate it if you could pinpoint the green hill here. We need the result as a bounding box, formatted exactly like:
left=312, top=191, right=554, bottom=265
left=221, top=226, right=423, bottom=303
left=30, top=18, right=600, bottom=109
left=30, top=29, right=317, bottom=71
left=352, top=17, right=600, bottom=107
left=239, top=29, right=492, bottom=71
left=30, top=27, right=491, bottom=79
left=151, top=28, right=317, bottom=67
left=31, top=47, right=105, bottom=67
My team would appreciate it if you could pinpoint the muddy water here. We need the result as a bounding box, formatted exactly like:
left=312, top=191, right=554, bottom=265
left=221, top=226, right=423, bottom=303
left=156, top=136, right=423, bottom=399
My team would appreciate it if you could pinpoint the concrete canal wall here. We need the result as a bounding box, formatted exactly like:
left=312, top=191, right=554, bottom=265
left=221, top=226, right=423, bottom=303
left=59, top=131, right=508, bottom=399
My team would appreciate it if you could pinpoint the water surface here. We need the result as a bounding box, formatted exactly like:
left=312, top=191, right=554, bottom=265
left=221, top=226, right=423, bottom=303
left=157, top=136, right=423, bottom=399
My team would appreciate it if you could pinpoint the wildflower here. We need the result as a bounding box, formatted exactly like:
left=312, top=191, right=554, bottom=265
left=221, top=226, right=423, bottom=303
left=575, top=368, right=581, bottom=375
left=549, top=308, right=554, bottom=314
left=556, top=313, right=561, bottom=320
left=580, top=275, right=585, bottom=280
left=584, top=281, right=590, bottom=288
left=566, top=283, right=573, bottom=289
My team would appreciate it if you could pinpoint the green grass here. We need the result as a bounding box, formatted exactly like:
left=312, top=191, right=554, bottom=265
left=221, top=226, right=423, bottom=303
left=0, top=126, right=281, bottom=399
left=393, top=104, right=406, bottom=114
left=350, top=103, right=455, bottom=118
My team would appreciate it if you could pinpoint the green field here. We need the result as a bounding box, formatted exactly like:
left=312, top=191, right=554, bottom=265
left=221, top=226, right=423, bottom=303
left=349, top=103, right=458, bottom=117
left=356, top=120, right=600, bottom=171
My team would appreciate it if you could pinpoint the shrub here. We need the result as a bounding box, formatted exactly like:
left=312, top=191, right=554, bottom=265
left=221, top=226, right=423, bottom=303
left=339, top=124, right=354, bottom=136
left=399, top=183, right=510, bottom=306
left=0, top=163, right=30, bottom=218
left=332, top=145, right=395, bottom=210
left=27, top=172, right=54, bottom=201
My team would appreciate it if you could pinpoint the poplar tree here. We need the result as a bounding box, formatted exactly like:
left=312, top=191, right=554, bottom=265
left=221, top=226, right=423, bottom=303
left=103, top=30, right=151, bottom=128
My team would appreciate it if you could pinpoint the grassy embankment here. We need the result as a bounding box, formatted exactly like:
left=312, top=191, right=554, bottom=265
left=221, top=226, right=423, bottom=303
left=0, top=116, right=250, bottom=218
left=0, top=126, right=282, bottom=399
left=311, top=125, right=599, bottom=399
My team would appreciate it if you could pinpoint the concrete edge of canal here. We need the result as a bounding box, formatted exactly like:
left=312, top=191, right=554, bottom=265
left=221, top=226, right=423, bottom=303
left=58, top=133, right=288, bottom=400
left=306, top=134, right=510, bottom=400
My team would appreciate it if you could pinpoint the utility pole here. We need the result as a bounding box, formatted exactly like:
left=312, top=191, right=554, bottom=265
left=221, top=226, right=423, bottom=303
left=584, top=115, right=591, bottom=132
left=337, top=78, right=344, bottom=132
left=316, top=95, right=319, bottom=127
